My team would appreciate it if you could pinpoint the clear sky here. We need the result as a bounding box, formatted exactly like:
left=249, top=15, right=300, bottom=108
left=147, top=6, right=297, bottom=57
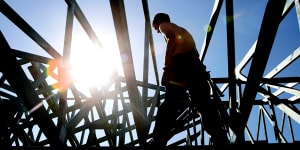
left=1, top=0, right=299, bottom=146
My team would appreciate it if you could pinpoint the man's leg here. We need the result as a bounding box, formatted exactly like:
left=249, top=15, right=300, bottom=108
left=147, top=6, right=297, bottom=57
left=150, top=84, right=188, bottom=147
left=198, top=100, right=229, bottom=145
left=189, top=80, right=229, bottom=145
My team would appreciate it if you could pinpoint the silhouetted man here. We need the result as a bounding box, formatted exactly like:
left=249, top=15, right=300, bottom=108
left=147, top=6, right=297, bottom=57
left=149, top=13, right=229, bottom=147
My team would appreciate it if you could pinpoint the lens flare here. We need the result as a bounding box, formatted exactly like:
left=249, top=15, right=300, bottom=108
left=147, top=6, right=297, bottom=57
left=203, top=24, right=212, bottom=33
left=46, top=59, right=71, bottom=92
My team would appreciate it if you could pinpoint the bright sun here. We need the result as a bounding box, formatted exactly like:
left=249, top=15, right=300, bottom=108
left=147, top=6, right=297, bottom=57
left=69, top=36, right=121, bottom=92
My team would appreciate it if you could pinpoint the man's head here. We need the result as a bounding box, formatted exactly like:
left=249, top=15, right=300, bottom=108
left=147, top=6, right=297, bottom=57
left=152, top=13, right=170, bottom=33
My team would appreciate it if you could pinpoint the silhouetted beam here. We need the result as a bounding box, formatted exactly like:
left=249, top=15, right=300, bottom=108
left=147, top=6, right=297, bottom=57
left=0, top=100, right=27, bottom=146
left=110, top=0, right=147, bottom=146
left=29, top=63, right=59, bottom=113
left=296, top=0, right=300, bottom=30
left=261, top=77, right=300, bottom=84
left=237, top=0, right=286, bottom=143
left=12, top=49, right=53, bottom=63
left=141, top=0, right=152, bottom=135
left=225, top=0, right=239, bottom=138
left=0, top=32, right=65, bottom=147
left=0, top=1, right=61, bottom=59
left=265, top=47, right=300, bottom=78
left=200, top=0, right=223, bottom=62
left=56, top=1, right=75, bottom=144
left=65, top=0, right=103, bottom=48
left=235, top=1, right=294, bottom=81
left=259, top=87, right=300, bottom=124
left=142, top=0, right=160, bottom=85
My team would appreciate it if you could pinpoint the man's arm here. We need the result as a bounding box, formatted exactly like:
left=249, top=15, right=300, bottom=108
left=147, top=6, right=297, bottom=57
left=159, top=23, right=177, bottom=67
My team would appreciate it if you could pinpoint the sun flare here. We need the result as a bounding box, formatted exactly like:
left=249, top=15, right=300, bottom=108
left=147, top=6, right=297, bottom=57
left=69, top=37, right=120, bottom=92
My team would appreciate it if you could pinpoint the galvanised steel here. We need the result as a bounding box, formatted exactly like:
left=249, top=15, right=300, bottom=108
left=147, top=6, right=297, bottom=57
left=0, top=0, right=299, bottom=148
